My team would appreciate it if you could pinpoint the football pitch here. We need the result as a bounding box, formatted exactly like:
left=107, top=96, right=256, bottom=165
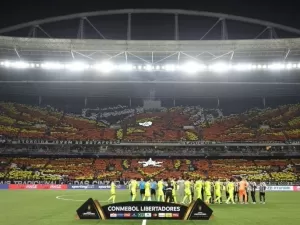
left=0, top=190, right=299, bottom=225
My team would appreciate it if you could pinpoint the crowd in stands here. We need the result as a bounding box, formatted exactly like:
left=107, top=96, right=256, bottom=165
left=0, top=156, right=299, bottom=183
left=1, top=102, right=300, bottom=142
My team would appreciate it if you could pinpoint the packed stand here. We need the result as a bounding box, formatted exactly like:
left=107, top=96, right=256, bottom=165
left=1, top=102, right=300, bottom=142
left=0, top=156, right=299, bottom=184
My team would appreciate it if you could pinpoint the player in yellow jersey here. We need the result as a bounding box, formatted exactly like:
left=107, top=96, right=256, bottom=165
left=107, top=181, right=116, bottom=203
left=204, top=178, right=212, bottom=204
left=181, top=179, right=192, bottom=205
left=143, top=180, right=151, bottom=201
left=129, top=178, right=138, bottom=201
left=195, top=178, right=203, bottom=200
left=171, top=178, right=177, bottom=203
left=226, top=178, right=236, bottom=204
left=157, top=178, right=165, bottom=202
left=214, top=179, right=222, bottom=204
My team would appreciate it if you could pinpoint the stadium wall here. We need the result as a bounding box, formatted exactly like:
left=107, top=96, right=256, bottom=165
left=0, top=184, right=299, bottom=191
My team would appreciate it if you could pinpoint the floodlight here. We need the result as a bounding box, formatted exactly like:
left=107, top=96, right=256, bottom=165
left=93, top=61, right=114, bottom=73
left=41, top=62, right=64, bottom=70
left=164, top=64, right=176, bottom=71
left=268, top=63, right=285, bottom=70
left=209, top=63, right=230, bottom=73
left=286, top=63, right=293, bottom=69
left=181, top=62, right=206, bottom=73
left=145, top=64, right=153, bottom=71
left=4, top=61, right=11, bottom=67
left=65, top=62, right=89, bottom=71
left=233, top=63, right=252, bottom=71
left=12, top=61, right=30, bottom=69
left=118, top=64, right=133, bottom=71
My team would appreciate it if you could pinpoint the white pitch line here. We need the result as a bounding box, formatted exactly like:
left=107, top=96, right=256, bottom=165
left=55, top=194, right=108, bottom=202
left=142, top=219, right=147, bottom=225
left=56, top=196, right=86, bottom=202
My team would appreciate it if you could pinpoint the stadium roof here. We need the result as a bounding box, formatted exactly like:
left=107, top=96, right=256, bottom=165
left=0, top=9, right=300, bottom=63
left=1, top=9, right=300, bottom=98
left=1, top=36, right=300, bottom=63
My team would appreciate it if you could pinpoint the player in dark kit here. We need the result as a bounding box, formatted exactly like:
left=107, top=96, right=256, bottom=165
left=249, top=181, right=257, bottom=204
left=234, top=180, right=239, bottom=202
left=224, top=179, right=229, bottom=200
left=244, top=181, right=249, bottom=203
left=210, top=180, right=215, bottom=204
left=139, top=178, right=146, bottom=200
left=190, top=180, right=195, bottom=201
left=259, top=180, right=267, bottom=204
left=150, top=179, right=157, bottom=201
left=165, top=180, right=174, bottom=203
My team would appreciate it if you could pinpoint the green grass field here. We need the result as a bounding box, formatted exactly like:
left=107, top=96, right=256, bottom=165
left=0, top=190, right=299, bottom=225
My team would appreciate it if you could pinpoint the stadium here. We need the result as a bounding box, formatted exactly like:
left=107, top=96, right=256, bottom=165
left=0, top=8, right=300, bottom=225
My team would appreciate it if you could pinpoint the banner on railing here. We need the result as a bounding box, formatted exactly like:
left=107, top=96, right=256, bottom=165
left=1, top=184, right=300, bottom=191
left=266, top=186, right=294, bottom=191
left=3, top=139, right=121, bottom=145
left=68, top=185, right=127, bottom=190
left=293, top=186, right=300, bottom=191
left=8, top=184, right=68, bottom=190
left=1, top=180, right=128, bottom=185
left=0, top=184, right=8, bottom=189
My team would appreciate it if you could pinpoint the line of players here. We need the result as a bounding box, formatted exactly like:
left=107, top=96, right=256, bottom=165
left=108, top=177, right=267, bottom=205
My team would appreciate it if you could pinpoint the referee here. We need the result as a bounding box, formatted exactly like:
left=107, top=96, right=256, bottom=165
left=139, top=178, right=146, bottom=200
left=165, top=180, right=174, bottom=203
left=150, top=179, right=157, bottom=201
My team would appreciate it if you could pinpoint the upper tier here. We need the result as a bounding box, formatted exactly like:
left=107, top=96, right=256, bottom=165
left=1, top=101, right=300, bottom=142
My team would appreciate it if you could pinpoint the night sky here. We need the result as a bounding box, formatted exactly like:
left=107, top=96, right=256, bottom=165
left=0, top=0, right=299, bottom=31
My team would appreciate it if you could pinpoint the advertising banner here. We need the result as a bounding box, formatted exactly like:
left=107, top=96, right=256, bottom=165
left=76, top=198, right=213, bottom=220
left=4, top=138, right=120, bottom=145
left=0, top=184, right=8, bottom=189
left=266, top=186, right=293, bottom=191
left=293, top=186, right=300, bottom=192
left=68, top=185, right=127, bottom=190
left=8, top=184, right=68, bottom=190
left=1, top=180, right=129, bottom=185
